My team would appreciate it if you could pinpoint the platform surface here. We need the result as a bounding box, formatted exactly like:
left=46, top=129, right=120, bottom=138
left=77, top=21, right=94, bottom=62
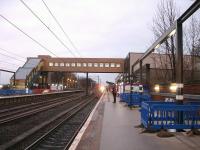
left=75, top=92, right=200, bottom=150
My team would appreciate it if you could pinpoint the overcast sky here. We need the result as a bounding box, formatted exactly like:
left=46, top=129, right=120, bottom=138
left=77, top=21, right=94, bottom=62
left=0, top=0, right=194, bottom=84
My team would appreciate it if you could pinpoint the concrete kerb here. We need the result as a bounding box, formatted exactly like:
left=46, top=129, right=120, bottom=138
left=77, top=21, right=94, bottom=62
left=68, top=92, right=105, bottom=150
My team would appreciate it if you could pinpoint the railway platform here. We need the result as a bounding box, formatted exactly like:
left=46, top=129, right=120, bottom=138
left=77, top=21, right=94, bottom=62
left=70, top=92, right=200, bottom=150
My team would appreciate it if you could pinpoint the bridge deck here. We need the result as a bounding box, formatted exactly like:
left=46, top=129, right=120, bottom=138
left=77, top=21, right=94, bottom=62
left=71, top=92, right=200, bottom=150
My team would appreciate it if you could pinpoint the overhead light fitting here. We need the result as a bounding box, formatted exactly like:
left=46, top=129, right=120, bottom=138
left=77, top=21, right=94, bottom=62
left=155, top=44, right=160, bottom=49
left=169, top=29, right=176, bottom=37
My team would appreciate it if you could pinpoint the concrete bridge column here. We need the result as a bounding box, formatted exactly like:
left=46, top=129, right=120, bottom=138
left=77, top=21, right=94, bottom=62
left=86, top=72, right=88, bottom=96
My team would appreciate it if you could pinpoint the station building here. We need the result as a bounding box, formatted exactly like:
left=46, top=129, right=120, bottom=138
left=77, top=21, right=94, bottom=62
left=116, top=52, right=200, bottom=94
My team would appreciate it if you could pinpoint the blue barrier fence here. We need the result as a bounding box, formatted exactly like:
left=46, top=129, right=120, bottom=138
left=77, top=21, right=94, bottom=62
left=119, top=93, right=152, bottom=107
left=0, top=89, right=32, bottom=96
left=141, top=101, right=200, bottom=130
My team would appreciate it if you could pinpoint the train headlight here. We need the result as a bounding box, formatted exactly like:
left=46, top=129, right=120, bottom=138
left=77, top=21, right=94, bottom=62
left=154, top=84, right=160, bottom=92
left=99, top=85, right=105, bottom=92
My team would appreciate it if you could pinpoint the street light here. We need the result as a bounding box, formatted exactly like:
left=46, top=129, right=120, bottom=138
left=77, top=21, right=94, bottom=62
left=154, top=84, right=160, bottom=92
left=169, top=83, right=177, bottom=93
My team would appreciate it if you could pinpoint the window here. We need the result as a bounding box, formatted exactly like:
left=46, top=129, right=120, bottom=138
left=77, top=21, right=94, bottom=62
left=77, top=63, right=81, bottom=67
left=71, top=63, right=76, bottom=67
left=105, top=63, right=109, bottom=67
left=99, top=63, right=104, bottom=67
left=94, top=63, right=98, bottom=67
left=49, top=62, right=53, bottom=66
left=110, top=63, right=115, bottom=67
left=60, top=63, right=64, bottom=67
left=65, top=63, right=70, bottom=67
left=54, top=63, right=59, bottom=67
left=83, top=63, right=87, bottom=67
left=88, top=63, right=92, bottom=67
left=116, top=64, right=121, bottom=67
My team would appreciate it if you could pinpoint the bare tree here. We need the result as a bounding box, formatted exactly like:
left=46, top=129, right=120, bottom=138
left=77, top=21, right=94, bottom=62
left=151, top=0, right=178, bottom=82
left=184, top=16, right=200, bottom=80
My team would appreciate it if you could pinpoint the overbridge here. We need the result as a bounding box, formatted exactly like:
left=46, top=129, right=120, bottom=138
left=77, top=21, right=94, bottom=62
left=40, top=55, right=124, bottom=73
left=11, top=55, right=124, bottom=90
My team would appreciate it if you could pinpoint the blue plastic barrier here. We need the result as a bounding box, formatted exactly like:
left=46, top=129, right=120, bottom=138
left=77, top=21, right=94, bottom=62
left=128, top=93, right=152, bottom=107
left=120, top=93, right=129, bottom=102
left=120, top=93, right=152, bottom=107
left=0, top=89, right=32, bottom=96
left=141, top=101, right=200, bottom=130
left=128, top=93, right=140, bottom=106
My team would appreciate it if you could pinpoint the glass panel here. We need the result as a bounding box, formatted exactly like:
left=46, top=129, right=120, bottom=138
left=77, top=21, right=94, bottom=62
left=94, top=63, right=98, bottom=67
left=111, top=63, right=115, bottom=67
left=105, top=63, right=109, bottom=67
left=77, top=63, right=81, bottom=67
left=116, top=64, right=121, bottom=67
left=83, top=63, right=87, bottom=67
left=49, top=62, right=53, bottom=66
left=100, top=63, right=104, bottom=67
left=88, top=63, right=92, bottom=67
left=71, top=63, right=76, bottom=67
left=65, top=63, right=70, bottom=67
left=54, top=63, right=59, bottom=66
left=60, top=63, right=64, bottom=66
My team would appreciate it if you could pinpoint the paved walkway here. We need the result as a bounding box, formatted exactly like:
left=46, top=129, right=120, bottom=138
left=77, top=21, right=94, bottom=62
left=74, top=92, right=200, bottom=150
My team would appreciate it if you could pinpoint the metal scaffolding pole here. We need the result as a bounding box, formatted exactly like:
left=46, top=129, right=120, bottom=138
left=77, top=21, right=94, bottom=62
left=175, top=21, right=184, bottom=103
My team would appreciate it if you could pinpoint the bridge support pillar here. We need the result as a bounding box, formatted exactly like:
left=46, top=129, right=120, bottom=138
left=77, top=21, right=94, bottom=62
left=13, top=72, right=16, bottom=87
left=86, top=72, right=88, bottom=96
left=140, top=61, right=143, bottom=83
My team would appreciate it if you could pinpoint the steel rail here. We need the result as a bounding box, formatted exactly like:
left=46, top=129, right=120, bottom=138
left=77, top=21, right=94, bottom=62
left=64, top=98, right=95, bottom=149
left=0, top=97, right=94, bottom=150
left=0, top=94, right=84, bottom=124
left=0, top=92, right=81, bottom=115
left=24, top=97, right=95, bottom=150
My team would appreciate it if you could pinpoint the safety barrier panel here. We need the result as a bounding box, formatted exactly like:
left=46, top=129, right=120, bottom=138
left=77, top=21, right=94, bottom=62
left=119, top=93, right=129, bottom=102
left=0, top=89, right=32, bottom=96
left=128, top=93, right=141, bottom=106
left=141, top=101, right=200, bottom=130
left=119, top=93, right=152, bottom=107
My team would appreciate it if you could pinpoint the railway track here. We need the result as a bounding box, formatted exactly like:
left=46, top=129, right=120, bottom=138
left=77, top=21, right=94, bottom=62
left=0, top=90, right=83, bottom=110
left=24, top=97, right=97, bottom=150
left=0, top=93, right=84, bottom=124
left=0, top=92, right=85, bottom=145
left=0, top=97, right=97, bottom=150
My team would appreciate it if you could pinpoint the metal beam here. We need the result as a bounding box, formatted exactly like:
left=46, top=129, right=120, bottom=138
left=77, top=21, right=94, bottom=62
left=175, top=22, right=184, bottom=102
left=0, top=69, right=15, bottom=73
left=132, top=24, right=176, bottom=69
left=178, top=0, right=200, bottom=23
left=175, top=22, right=183, bottom=85
left=132, top=0, right=199, bottom=69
